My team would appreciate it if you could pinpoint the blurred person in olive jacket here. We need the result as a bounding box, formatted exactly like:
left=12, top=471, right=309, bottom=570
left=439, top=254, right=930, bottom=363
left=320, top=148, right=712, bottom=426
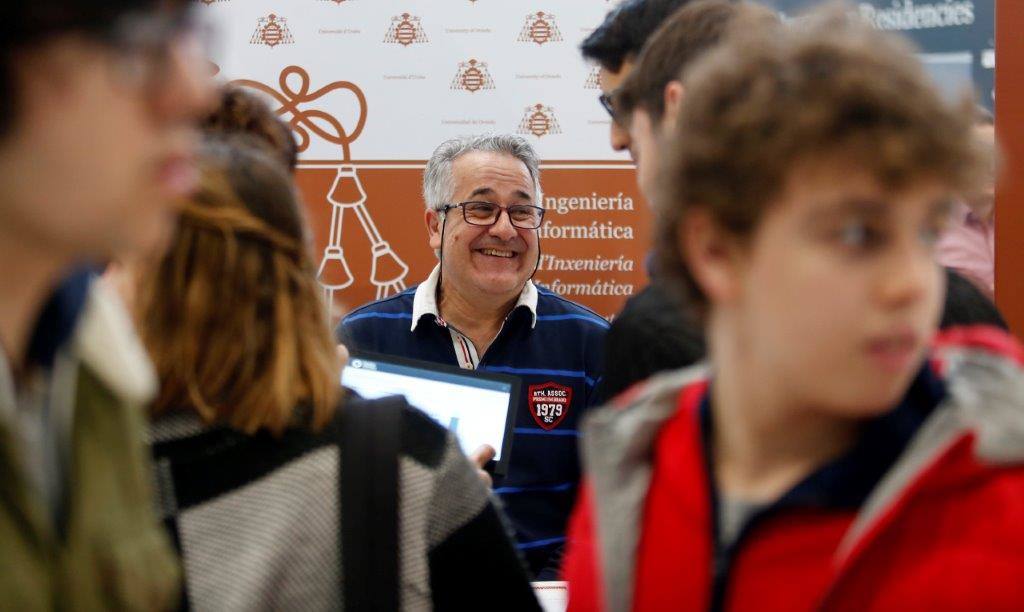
left=0, top=1, right=214, bottom=608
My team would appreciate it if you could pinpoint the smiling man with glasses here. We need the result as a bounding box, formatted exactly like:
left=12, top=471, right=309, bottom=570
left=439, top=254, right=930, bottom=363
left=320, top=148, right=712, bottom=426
left=340, top=134, right=608, bottom=580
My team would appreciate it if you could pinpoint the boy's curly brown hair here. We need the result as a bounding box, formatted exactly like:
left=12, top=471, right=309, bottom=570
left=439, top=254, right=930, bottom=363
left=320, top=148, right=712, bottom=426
left=655, top=5, right=985, bottom=314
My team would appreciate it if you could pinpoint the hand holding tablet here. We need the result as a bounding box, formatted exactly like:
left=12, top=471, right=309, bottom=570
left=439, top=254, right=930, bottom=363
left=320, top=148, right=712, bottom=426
left=342, top=351, right=520, bottom=475
left=469, top=444, right=496, bottom=486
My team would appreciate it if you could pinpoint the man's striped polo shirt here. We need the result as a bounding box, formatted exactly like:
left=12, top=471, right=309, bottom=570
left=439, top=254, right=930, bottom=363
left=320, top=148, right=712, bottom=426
left=339, top=266, right=607, bottom=579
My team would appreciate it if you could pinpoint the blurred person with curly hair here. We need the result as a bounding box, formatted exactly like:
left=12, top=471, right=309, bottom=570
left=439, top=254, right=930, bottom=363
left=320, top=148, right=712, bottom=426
left=564, top=8, right=1024, bottom=610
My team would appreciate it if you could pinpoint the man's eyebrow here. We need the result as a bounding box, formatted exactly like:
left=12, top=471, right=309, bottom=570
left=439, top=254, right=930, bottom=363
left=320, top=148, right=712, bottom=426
left=468, top=187, right=496, bottom=199
left=467, top=187, right=534, bottom=202
left=513, top=189, right=533, bottom=202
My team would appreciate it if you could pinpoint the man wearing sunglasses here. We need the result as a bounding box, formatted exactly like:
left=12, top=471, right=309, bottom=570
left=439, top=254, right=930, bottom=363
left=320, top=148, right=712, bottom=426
left=341, top=134, right=607, bottom=580
left=0, top=1, right=215, bottom=607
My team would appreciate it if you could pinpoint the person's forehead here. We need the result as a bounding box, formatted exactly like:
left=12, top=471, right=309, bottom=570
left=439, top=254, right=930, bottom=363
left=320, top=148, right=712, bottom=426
left=778, top=159, right=951, bottom=215
left=598, top=60, right=635, bottom=93
left=451, top=151, right=533, bottom=195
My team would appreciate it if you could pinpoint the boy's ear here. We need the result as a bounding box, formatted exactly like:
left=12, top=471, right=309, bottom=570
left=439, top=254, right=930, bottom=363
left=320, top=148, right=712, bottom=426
left=426, top=208, right=442, bottom=251
left=679, top=209, right=742, bottom=305
left=662, top=81, right=685, bottom=131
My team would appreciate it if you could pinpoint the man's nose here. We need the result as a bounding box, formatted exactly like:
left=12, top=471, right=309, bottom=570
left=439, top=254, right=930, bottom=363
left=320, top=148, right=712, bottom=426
left=610, top=122, right=631, bottom=152
left=488, top=209, right=519, bottom=240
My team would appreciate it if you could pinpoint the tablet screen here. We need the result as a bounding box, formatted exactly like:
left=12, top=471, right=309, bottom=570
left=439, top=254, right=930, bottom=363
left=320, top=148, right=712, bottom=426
left=342, top=351, right=519, bottom=474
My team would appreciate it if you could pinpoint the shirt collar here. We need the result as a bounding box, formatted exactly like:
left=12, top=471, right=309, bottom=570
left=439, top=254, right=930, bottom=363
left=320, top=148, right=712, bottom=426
left=1, top=268, right=94, bottom=424
left=26, top=267, right=94, bottom=370
left=0, top=267, right=157, bottom=426
left=74, top=276, right=158, bottom=404
left=410, top=264, right=538, bottom=331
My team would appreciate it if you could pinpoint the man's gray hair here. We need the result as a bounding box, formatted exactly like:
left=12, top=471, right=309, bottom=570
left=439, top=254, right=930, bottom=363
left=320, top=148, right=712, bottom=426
left=422, top=134, right=542, bottom=211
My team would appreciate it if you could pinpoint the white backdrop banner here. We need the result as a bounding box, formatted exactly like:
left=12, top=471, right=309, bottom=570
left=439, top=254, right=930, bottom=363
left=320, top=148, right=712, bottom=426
left=198, top=0, right=629, bottom=162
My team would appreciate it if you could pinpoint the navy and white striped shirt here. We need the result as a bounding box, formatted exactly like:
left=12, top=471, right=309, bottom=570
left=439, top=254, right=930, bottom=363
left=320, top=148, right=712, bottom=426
left=339, top=268, right=607, bottom=578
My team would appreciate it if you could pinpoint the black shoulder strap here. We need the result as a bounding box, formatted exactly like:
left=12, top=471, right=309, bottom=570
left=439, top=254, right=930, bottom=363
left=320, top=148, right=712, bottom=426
left=340, top=396, right=402, bottom=611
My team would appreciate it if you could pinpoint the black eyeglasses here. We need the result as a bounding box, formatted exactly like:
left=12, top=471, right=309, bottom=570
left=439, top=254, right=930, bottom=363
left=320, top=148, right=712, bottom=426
left=598, top=91, right=616, bottom=118
left=104, top=11, right=210, bottom=93
left=440, top=201, right=545, bottom=229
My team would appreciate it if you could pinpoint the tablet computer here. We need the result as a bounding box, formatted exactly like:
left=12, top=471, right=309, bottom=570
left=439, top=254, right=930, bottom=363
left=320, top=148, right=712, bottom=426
left=342, top=351, right=520, bottom=475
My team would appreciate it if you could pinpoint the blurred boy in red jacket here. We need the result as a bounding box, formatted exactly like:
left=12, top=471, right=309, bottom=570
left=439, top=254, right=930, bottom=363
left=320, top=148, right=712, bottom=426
left=563, top=7, right=1024, bottom=611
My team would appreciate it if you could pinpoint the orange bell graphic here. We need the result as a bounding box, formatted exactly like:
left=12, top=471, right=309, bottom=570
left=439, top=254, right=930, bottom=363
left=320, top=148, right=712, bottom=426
left=327, top=166, right=366, bottom=208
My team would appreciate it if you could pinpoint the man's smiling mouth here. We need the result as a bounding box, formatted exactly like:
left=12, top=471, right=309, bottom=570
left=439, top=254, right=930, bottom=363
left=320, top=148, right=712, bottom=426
left=478, top=248, right=516, bottom=258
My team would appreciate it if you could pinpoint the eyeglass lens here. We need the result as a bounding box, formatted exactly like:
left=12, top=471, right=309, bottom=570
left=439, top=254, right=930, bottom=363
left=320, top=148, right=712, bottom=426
left=462, top=202, right=544, bottom=228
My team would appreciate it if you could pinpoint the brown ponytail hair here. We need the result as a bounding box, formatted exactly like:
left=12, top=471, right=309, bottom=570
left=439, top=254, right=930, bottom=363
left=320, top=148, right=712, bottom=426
left=136, top=137, right=339, bottom=435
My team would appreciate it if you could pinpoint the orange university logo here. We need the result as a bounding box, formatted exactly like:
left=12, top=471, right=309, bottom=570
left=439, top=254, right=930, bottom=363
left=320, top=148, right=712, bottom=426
left=518, top=104, right=562, bottom=138
left=250, top=14, right=295, bottom=48
left=518, top=12, right=564, bottom=45
left=450, top=59, right=496, bottom=93
left=384, top=13, right=428, bottom=46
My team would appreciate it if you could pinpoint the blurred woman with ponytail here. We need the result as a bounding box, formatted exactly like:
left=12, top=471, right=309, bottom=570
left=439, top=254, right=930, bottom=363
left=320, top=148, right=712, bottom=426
left=134, top=137, right=539, bottom=611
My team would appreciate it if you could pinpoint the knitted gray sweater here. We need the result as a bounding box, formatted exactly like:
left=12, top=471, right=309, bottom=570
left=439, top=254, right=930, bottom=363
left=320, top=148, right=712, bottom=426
left=149, top=398, right=540, bottom=611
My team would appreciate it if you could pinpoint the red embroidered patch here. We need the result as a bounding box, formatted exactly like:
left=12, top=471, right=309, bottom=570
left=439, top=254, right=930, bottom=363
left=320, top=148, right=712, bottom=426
left=528, top=382, right=572, bottom=430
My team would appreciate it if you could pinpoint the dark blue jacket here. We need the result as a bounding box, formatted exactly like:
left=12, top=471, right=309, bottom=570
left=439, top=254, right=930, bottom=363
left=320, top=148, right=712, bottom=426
left=339, top=283, right=607, bottom=578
